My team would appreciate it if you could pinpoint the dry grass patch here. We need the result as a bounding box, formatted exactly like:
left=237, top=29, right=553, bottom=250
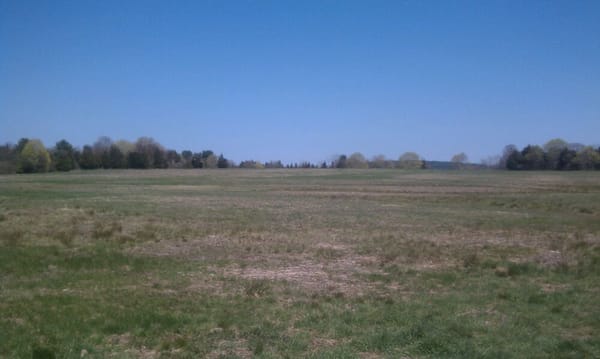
left=206, top=339, right=252, bottom=359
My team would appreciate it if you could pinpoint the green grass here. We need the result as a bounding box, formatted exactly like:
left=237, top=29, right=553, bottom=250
left=1, top=169, right=599, bottom=357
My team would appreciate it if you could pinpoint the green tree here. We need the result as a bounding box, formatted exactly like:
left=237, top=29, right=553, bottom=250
left=239, top=160, right=263, bottom=169
left=17, top=139, right=51, bottom=173
left=573, top=146, right=600, bottom=170
left=115, top=140, right=135, bottom=156
left=79, top=145, right=99, bottom=169
left=153, top=147, right=168, bottom=168
left=52, top=139, right=76, bottom=171
left=451, top=152, right=468, bottom=169
left=166, top=150, right=181, bottom=168
left=127, top=151, right=150, bottom=169
left=499, top=145, right=518, bottom=169
left=522, top=145, right=545, bottom=170
left=205, top=154, right=218, bottom=168
left=191, top=153, right=204, bottom=168
left=370, top=154, right=390, bottom=168
left=398, top=152, right=423, bottom=169
left=265, top=160, right=284, bottom=168
left=557, top=148, right=577, bottom=170
left=200, top=150, right=217, bottom=168
left=181, top=150, right=192, bottom=160
left=133, top=137, right=165, bottom=168
left=93, top=136, right=113, bottom=168
left=15, top=138, right=29, bottom=154
left=347, top=152, right=368, bottom=168
left=335, top=155, right=347, bottom=168
left=217, top=154, right=229, bottom=168
left=543, top=138, right=568, bottom=170
left=506, top=150, right=524, bottom=170
left=181, top=150, right=193, bottom=168
left=0, top=143, right=17, bottom=174
left=108, top=145, right=126, bottom=168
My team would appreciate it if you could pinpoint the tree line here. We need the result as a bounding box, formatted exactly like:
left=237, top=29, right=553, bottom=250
left=0, top=137, right=232, bottom=174
left=0, top=136, right=459, bottom=174
left=498, top=139, right=600, bottom=170
left=2, top=136, right=597, bottom=174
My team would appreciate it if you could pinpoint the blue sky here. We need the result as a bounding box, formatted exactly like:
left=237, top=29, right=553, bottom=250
left=1, top=0, right=599, bottom=164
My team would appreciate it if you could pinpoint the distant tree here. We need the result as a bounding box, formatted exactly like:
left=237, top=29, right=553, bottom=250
left=181, top=150, right=193, bottom=161
left=0, top=143, right=17, bottom=174
left=93, top=136, right=113, bottom=168
left=127, top=151, right=150, bottom=169
left=320, top=161, right=328, bottom=169
left=567, top=143, right=585, bottom=152
left=52, top=139, right=76, bottom=171
left=451, top=152, right=468, bottom=169
left=153, top=147, right=167, bottom=168
left=217, top=154, right=229, bottom=168
left=265, top=160, right=284, bottom=169
left=195, top=150, right=217, bottom=168
left=347, top=152, right=368, bottom=168
left=108, top=145, right=126, bottom=168
left=17, top=139, right=51, bottom=173
left=557, top=148, right=577, bottom=170
left=115, top=140, right=135, bottom=156
left=335, top=155, right=347, bottom=168
left=93, top=136, right=113, bottom=152
left=101, top=150, right=112, bottom=169
left=201, top=150, right=214, bottom=158
left=133, top=137, right=165, bottom=168
left=15, top=138, right=29, bottom=154
left=521, top=145, right=545, bottom=170
left=543, top=138, right=568, bottom=170
left=398, top=152, right=423, bottom=169
left=370, top=154, right=388, bottom=168
left=181, top=150, right=193, bottom=168
left=506, top=150, right=524, bottom=170
left=543, top=138, right=568, bottom=152
left=239, top=160, right=264, bottom=169
left=79, top=145, right=99, bottom=169
left=166, top=150, right=181, bottom=168
left=191, top=153, right=204, bottom=168
left=205, top=154, right=218, bottom=168
left=499, top=145, right=518, bottom=169
left=573, top=146, right=600, bottom=170
left=73, top=148, right=82, bottom=168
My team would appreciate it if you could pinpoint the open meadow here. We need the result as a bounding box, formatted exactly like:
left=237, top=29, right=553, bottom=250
left=1, top=169, right=599, bottom=358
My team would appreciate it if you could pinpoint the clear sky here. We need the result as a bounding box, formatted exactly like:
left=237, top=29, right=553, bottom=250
left=1, top=0, right=599, bottom=164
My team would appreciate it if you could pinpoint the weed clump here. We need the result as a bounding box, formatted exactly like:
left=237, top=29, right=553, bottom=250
left=134, top=225, right=158, bottom=242
left=55, top=227, right=77, bottom=247
left=244, top=279, right=271, bottom=297
left=315, top=247, right=343, bottom=260
left=0, top=228, right=24, bottom=246
left=31, top=346, right=55, bottom=359
left=462, top=253, right=480, bottom=269
left=92, top=221, right=122, bottom=239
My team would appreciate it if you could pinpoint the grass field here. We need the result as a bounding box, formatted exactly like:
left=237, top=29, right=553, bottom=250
left=1, top=169, right=599, bottom=358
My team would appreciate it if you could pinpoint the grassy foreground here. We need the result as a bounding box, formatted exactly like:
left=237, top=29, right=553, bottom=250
left=1, top=169, right=599, bottom=358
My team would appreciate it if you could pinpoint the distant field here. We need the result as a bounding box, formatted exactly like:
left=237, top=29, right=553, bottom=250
left=1, top=169, right=599, bottom=358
